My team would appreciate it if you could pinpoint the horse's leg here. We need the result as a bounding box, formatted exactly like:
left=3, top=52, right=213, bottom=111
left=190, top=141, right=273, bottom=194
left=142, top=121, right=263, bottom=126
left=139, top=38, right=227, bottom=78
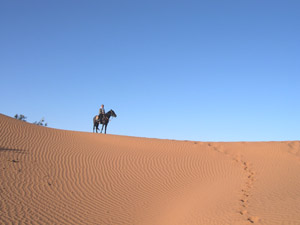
left=105, top=124, right=107, bottom=134
left=100, top=124, right=104, bottom=133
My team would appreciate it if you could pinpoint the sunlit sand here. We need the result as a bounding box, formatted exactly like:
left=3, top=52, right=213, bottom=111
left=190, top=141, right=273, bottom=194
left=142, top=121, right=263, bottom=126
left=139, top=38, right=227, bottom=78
left=1, top=114, right=300, bottom=224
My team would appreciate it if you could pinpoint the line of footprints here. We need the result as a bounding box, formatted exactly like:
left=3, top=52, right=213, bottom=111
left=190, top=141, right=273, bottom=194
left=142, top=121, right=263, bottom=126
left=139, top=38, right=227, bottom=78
left=207, top=143, right=260, bottom=224
left=234, top=157, right=260, bottom=224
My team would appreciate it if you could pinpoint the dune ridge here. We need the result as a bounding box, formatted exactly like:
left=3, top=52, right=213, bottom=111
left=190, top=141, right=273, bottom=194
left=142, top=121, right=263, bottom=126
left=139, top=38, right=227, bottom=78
left=1, top=114, right=300, bottom=225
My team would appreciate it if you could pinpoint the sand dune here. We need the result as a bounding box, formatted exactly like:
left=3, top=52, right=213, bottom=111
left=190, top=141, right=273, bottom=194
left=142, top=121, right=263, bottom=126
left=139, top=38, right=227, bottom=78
left=1, top=114, right=300, bottom=225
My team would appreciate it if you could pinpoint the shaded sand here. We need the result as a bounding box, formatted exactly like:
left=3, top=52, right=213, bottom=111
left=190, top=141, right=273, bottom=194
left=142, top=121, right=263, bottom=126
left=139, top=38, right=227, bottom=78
left=1, top=114, right=300, bottom=225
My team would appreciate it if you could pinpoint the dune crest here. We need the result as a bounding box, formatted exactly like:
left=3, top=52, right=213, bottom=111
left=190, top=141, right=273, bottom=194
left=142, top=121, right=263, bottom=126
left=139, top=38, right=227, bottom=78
left=1, top=114, right=300, bottom=225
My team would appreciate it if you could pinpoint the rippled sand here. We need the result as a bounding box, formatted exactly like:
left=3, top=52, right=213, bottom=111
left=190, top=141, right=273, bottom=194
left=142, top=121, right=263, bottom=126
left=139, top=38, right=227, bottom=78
left=1, top=114, right=300, bottom=225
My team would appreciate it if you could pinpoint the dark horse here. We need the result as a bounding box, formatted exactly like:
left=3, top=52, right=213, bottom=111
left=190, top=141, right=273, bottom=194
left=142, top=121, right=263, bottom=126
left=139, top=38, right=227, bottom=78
left=93, top=109, right=117, bottom=134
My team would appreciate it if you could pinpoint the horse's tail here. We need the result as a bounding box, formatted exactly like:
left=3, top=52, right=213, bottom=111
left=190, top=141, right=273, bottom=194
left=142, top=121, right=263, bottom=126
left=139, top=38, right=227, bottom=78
left=93, top=116, right=97, bottom=132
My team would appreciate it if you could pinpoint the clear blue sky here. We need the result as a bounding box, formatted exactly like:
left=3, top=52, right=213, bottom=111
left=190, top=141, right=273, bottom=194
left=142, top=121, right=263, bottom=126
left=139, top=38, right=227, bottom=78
left=1, top=0, right=299, bottom=141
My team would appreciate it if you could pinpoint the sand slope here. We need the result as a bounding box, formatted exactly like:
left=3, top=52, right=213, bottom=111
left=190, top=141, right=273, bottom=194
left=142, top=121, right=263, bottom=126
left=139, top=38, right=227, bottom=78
left=0, top=114, right=300, bottom=225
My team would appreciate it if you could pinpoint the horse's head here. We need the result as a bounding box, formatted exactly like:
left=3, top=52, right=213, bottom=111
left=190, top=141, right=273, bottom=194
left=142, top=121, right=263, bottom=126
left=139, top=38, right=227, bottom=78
left=107, top=109, right=117, bottom=118
left=110, top=110, right=117, bottom=118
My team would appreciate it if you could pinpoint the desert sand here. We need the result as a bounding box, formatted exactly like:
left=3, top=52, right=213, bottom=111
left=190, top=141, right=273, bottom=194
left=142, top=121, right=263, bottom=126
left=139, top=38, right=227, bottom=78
left=1, top=114, right=300, bottom=225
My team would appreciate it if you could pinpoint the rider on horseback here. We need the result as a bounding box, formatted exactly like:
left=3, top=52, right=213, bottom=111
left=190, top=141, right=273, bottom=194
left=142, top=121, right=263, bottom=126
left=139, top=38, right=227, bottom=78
left=98, top=104, right=105, bottom=124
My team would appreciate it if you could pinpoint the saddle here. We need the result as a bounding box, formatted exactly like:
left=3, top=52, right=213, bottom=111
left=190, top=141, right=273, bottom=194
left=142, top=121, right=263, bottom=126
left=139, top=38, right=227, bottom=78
left=96, top=115, right=107, bottom=124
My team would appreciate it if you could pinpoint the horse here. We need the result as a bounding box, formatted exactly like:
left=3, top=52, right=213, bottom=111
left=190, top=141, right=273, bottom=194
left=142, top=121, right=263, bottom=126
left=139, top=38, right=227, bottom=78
left=93, top=109, right=117, bottom=134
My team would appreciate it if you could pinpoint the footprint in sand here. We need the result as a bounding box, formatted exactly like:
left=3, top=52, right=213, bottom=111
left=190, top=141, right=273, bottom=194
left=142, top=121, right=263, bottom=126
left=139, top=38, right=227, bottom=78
left=240, top=199, right=248, bottom=203
left=248, top=216, right=260, bottom=223
left=243, top=193, right=249, bottom=197
left=239, top=210, right=247, bottom=215
left=233, top=156, right=241, bottom=163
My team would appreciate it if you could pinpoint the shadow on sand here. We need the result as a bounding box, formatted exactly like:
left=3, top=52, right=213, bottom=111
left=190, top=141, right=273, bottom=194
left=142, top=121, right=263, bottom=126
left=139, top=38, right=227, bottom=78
left=0, top=147, right=27, bottom=154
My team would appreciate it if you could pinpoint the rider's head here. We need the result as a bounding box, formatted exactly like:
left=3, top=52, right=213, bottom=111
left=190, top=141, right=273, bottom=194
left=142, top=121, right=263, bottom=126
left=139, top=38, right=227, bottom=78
left=101, top=104, right=104, bottom=108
